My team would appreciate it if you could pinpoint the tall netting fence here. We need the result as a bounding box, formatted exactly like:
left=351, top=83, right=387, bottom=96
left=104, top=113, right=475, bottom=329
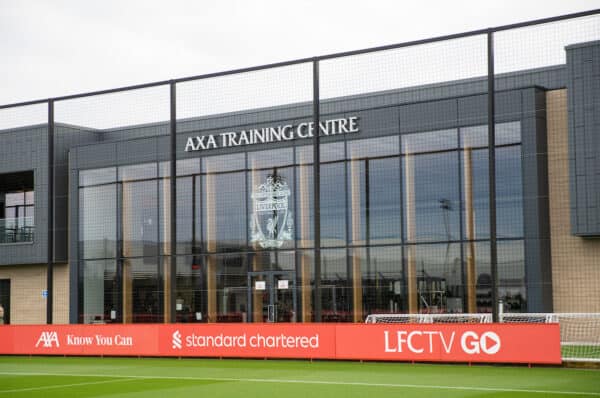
left=319, top=35, right=489, bottom=322
left=0, top=103, right=49, bottom=324
left=493, top=13, right=600, bottom=362
left=364, top=13, right=600, bottom=362
left=54, top=86, right=171, bottom=325
left=0, top=9, right=599, bottom=363
left=175, top=64, right=314, bottom=323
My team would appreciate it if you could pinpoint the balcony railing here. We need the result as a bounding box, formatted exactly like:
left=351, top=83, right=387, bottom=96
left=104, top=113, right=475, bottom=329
left=0, top=217, right=34, bottom=243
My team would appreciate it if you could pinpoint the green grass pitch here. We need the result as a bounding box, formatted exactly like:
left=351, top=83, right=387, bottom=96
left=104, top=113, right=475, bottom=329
left=0, top=356, right=598, bottom=397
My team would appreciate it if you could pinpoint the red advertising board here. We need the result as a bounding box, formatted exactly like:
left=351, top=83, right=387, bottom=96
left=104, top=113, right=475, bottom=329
left=335, top=323, right=561, bottom=364
left=158, top=324, right=337, bottom=359
left=0, top=323, right=561, bottom=364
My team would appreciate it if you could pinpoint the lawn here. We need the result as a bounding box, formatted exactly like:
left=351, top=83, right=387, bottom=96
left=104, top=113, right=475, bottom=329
left=0, top=356, right=598, bottom=397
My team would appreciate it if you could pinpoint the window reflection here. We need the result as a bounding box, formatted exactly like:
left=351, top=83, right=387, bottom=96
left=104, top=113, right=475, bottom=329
left=81, top=259, right=119, bottom=324
left=122, top=179, right=158, bottom=258
left=321, top=249, right=351, bottom=322
left=80, top=185, right=116, bottom=259
left=413, top=244, right=462, bottom=313
left=405, top=151, right=460, bottom=242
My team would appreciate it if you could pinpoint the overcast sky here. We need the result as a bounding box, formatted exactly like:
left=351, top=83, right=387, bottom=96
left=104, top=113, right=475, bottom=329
left=1, top=0, right=600, bottom=106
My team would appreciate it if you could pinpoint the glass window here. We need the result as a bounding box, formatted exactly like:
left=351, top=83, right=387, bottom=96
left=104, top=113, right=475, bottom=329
left=295, top=142, right=346, bottom=165
left=121, top=179, right=158, bottom=258
left=362, top=246, right=404, bottom=315
left=405, top=151, right=460, bottom=242
left=295, top=164, right=314, bottom=248
left=159, top=158, right=201, bottom=177
left=347, top=136, right=399, bottom=159
left=496, top=121, right=521, bottom=146
left=202, top=153, right=245, bottom=173
left=469, top=241, right=491, bottom=313
left=402, top=129, right=457, bottom=154
left=413, top=243, right=462, bottom=313
left=347, top=136, right=401, bottom=246
left=362, top=157, right=402, bottom=245
left=463, top=241, right=526, bottom=313
left=320, top=162, right=346, bottom=247
left=119, top=162, right=157, bottom=182
left=214, top=254, right=248, bottom=322
left=79, top=184, right=117, bottom=259
left=496, top=145, right=523, bottom=238
left=81, top=260, right=119, bottom=324
left=177, top=176, right=194, bottom=254
left=158, top=175, right=197, bottom=256
left=460, top=126, right=488, bottom=149
left=460, top=123, right=523, bottom=240
left=320, top=249, right=350, bottom=322
left=295, top=145, right=313, bottom=165
left=461, top=145, right=490, bottom=240
left=203, top=170, right=247, bottom=252
left=248, top=148, right=293, bottom=169
left=320, top=142, right=345, bottom=163
left=498, top=240, right=526, bottom=312
left=25, top=191, right=34, bottom=205
left=175, top=256, right=206, bottom=323
left=0, top=170, right=34, bottom=243
left=124, top=257, right=163, bottom=323
left=79, top=167, right=116, bottom=186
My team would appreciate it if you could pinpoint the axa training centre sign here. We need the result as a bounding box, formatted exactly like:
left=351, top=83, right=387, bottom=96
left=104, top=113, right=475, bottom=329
left=184, top=116, right=359, bottom=152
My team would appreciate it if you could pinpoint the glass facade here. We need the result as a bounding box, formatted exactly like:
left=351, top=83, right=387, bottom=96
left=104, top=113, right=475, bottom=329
left=78, top=122, right=525, bottom=323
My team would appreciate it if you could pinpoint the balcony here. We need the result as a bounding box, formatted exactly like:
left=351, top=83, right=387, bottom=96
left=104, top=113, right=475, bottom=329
left=0, top=217, right=34, bottom=243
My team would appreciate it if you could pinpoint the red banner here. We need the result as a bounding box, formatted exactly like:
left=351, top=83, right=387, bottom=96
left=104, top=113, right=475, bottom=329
left=0, top=323, right=561, bottom=364
left=335, top=324, right=561, bottom=364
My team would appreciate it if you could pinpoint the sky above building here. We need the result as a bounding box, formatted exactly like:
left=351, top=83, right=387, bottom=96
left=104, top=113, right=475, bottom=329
left=1, top=0, right=600, bottom=105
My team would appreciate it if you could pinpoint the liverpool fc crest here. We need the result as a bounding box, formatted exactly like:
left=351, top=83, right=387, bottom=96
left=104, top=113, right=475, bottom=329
left=250, top=175, right=293, bottom=248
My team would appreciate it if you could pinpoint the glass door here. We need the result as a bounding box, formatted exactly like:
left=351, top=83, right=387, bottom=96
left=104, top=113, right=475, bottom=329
left=248, top=271, right=296, bottom=322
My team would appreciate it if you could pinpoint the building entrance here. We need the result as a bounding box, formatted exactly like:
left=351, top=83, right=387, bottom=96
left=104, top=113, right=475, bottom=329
left=248, top=271, right=296, bottom=323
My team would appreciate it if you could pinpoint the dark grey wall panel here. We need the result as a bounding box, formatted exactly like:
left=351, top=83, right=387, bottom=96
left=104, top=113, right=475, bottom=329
left=567, top=40, right=600, bottom=236
left=53, top=125, right=99, bottom=262
left=74, top=142, right=117, bottom=170
left=399, top=99, right=457, bottom=133
left=520, top=88, right=552, bottom=312
left=116, top=137, right=160, bottom=164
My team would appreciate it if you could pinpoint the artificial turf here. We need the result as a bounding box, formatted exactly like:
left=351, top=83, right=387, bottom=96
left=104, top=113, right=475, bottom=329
left=0, top=356, right=598, bottom=397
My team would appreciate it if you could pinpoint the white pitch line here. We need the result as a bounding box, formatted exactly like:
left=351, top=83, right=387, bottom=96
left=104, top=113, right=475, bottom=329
left=0, top=377, right=134, bottom=394
left=0, top=371, right=598, bottom=396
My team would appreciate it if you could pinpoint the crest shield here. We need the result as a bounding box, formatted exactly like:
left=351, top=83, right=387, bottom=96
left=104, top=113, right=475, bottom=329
left=250, top=176, right=293, bottom=248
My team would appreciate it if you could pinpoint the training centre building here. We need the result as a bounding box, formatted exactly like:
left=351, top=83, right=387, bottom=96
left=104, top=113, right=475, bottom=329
left=0, top=37, right=599, bottom=326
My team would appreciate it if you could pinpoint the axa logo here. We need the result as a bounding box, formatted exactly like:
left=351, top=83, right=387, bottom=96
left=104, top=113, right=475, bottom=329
left=172, top=330, right=182, bottom=349
left=460, top=331, right=501, bottom=355
left=35, top=331, right=60, bottom=348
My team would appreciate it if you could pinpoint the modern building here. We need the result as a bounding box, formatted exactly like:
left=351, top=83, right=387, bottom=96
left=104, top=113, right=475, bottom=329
left=0, top=36, right=599, bottom=325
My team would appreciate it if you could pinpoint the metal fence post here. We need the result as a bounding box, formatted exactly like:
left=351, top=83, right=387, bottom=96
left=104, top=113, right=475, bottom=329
left=487, top=31, right=499, bottom=323
left=47, top=100, right=54, bottom=324
left=313, top=59, right=322, bottom=322
left=170, top=82, right=177, bottom=323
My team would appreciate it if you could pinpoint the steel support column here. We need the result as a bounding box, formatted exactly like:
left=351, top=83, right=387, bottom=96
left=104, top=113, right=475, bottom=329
left=487, top=31, right=499, bottom=323
left=169, top=82, right=177, bottom=323
left=312, top=60, right=321, bottom=322
left=47, top=100, right=54, bottom=324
